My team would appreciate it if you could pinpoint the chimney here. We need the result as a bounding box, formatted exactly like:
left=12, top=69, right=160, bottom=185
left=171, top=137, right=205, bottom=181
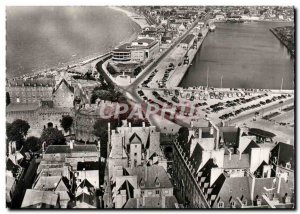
left=191, top=121, right=194, bottom=128
left=12, top=142, right=16, bottom=153
left=198, top=128, right=202, bottom=140
left=228, top=148, right=232, bottom=160
left=162, top=196, right=166, bottom=208
left=137, top=198, right=140, bottom=208
left=277, top=174, right=282, bottom=194
left=129, top=122, right=131, bottom=128
left=70, top=140, right=74, bottom=149
left=8, top=142, right=12, bottom=156
left=144, top=165, right=147, bottom=181
left=143, top=196, right=146, bottom=207
left=98, top=140, right=101, bottom=152
left=142, top=122, right=145, bottom=128
left=239, top=149, right=242, bottom=160
left=210, top=127, right=214, bottom=135
left=42, top=141, right=46, bottom=154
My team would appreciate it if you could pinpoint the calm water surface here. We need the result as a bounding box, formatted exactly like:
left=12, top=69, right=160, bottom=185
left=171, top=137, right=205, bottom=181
left=6, top=6, right=140, bottom=78
left=180, top=22, right=294, bottom=89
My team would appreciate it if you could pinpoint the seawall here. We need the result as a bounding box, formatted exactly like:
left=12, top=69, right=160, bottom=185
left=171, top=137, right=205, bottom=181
left=167, top=27, right=209, bottom=88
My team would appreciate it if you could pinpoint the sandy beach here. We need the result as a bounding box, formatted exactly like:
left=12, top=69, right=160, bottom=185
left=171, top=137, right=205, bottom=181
left=109, top=6, right=150, bottom=29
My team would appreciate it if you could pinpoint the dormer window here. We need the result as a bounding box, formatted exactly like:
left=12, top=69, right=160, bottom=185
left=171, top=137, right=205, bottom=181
left=286, top=162, right=291, bottom=169
left=155, top=177, right=160, bottom=187
left=230, top=201, right=236, bottom=208
left=257, top=199, right=262, bottom=206
left=218, top=201, right=224, bottom=208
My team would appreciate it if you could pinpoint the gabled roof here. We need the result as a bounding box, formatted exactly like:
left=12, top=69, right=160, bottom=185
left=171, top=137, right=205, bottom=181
left=271, top=142, right=294, bottom=170
left=21, top=189, right=59, bottom=208
left=125, top=165, right=172, bottom=189
left=211, top=176, right=251, bottom=208
left=52, top=78, right=74, bottom=94
left=77, top=179, right=95, bottom=189
left=33, top=176, right=63, bottom=191
left=129, top=133, right=142, bottom=144
left=76, top=192, right=95, bottom=206
left=198, top=158, right=218, bottom=180
left=123, top=196, right=178, bottom=208
left=253, top=160, right=268, bottom=178
left=189, top=143, right=203, bottom=172
left=223, top=154, right=250, bottom=169
left=118, top=180, right=134, bottom=200
left=45, top=145, right=98, bottom=154
left=220, top=127, right=240, bottom=147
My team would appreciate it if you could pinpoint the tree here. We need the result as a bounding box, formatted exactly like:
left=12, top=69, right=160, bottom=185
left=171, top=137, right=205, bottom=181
left=60, top=115, right=73, bottom=133
left=6, top=119, right=30, bottom=149
left=244, top=8, right=250, bottom=14
left=6, top=92, right=10, bottom=106
left=133, top=66, right=142, bottom=76
left=40, top=127, right=66, bottom=146
left=23, top=136, right=42, bottom=152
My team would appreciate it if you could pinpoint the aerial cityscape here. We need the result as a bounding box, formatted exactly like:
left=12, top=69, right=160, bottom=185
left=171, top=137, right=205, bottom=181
left=6, top=6, right=295, bottom=209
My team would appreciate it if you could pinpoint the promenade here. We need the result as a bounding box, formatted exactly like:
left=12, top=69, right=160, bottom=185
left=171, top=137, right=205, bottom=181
left=167, top=28, right=209, bottom=88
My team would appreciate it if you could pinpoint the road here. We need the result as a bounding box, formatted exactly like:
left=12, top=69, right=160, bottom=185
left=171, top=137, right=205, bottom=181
left=96, top=17, right=209, bottom=129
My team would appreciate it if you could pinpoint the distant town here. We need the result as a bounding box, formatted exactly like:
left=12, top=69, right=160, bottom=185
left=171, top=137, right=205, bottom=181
left=6, top=6, right=294, bottom=209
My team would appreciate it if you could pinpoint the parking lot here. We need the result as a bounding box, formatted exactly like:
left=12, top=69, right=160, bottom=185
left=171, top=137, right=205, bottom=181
left=136, top=87, right=294, bottom=125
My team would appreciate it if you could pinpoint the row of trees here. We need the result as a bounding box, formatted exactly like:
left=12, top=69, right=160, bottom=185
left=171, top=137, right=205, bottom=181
left=6, top=115, right=73, bottom=153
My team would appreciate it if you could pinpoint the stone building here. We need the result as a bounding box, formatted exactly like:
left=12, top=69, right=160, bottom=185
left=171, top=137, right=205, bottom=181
left=103, top=122, right=178, bottom=208
left=52, top=79, right=75, bottom=108
left=6, top=79, right=55, bottom=104
left=170, top=121, right=294, bottom=208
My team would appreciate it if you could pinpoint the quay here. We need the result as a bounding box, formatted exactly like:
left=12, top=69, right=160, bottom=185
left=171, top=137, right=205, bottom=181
left=167, top=27, right=209, bottom=88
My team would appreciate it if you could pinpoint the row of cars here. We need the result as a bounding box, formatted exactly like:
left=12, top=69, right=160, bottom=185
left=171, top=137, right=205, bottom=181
left=158, top=63, right=175, bottom=88
left=218, top=94, right=291, bottom=120
left=142, top=69, right=158, bottom=88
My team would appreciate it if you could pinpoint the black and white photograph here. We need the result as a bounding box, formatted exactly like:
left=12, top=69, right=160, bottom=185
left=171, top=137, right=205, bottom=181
left=4, top=2, right=295, bottom=210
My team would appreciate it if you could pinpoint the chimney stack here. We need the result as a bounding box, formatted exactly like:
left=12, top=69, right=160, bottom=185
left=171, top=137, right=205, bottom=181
left=42, top=141, right=46, bottom=154
left=198, top=128, right=202, bottom=140
left=70, top=140, right=74, bottom=149
left=162, top=196, right=166, bottom=208
left=142, top=122, right=145, bottom=128
left=144, top=165, right=147, bottom=181
left=97, top=140, right=101, bottom=152
left=228, top=148, right=232, bottom=160
left=8, top=142, right=12, bottom=156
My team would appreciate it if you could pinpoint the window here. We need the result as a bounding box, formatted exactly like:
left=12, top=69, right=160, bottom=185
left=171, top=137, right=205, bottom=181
left=242, top=200, right=247, bottom=206
left=156, top=190, right=160, bottom=195
left=135, top=145, right=137, bottom=148
left=134, top=153, right=137, bottom=156
left=230, top=201, right=235, bottom=208
left=141, top=190, right=144, bottom=195
left=218, top=202, right=224, bottom=208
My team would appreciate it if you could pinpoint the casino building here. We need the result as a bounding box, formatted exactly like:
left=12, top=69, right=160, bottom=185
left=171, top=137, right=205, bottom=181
left=112, top=38, right=159, bottom=63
